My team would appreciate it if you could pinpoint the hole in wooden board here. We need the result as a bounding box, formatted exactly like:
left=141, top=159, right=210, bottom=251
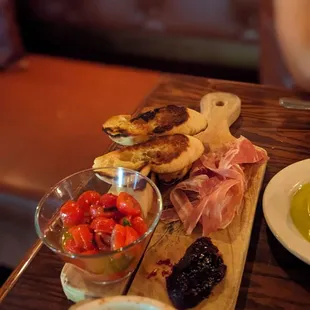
left=216, top=101, right=225, bottom=106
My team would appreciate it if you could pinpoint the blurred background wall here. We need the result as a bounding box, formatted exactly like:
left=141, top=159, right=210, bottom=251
left=1, top=0, right=291, bottom=87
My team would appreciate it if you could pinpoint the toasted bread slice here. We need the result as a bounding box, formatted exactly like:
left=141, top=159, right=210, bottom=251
left=102, top=105, right=207, bottom=145
left=93, top=134, right=204, bottom=178
left=156, top=164, right=192, bottom=184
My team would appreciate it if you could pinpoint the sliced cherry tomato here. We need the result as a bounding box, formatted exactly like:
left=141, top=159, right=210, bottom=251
left=95, top=233, right=111, bottom=251
left=113, top=211, right=126, bottom=222
left=90, top=217, right=116, bottom=234
left=82, top=249, right=99, bottom=255
left=124, top=226, right=139, bottom=246
left=63, top=238, right=81, bottom=254
left=119, top=216, right=132, bottom=227
left=77, top=190, right=101, bottom=215
left=89, top=203, right=105, bottom=218
left=102, top=206, right=118, bottom=218
left=100, top=193, right=117, bottom=208
left=111, top=224, right=126, bottom=250
left=99, top=193, right=118, bottom=217
left=131, top=216, right=148, bottom=236
left=90, top=203, right=118, bottom=219
left=100, top=232, right=112, bottom=246
left=69, top=224, right=95, bottom=251
left=116, top=192, right=142, bottom=216
left=60, top=200, right=84, bottom=228
left=83, top=215, right=91, bottom=225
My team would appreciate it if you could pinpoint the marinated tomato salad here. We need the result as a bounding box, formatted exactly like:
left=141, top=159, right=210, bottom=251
left=60, top=190, right=148, bottom=255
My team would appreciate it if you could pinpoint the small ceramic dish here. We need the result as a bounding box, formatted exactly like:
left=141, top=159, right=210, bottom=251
left=69, top=296, right=175, bottom=310
left=263, top=159, right=310, bottom=265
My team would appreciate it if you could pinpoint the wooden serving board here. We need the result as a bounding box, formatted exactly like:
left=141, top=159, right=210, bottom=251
left=62, top=92, right=267, bottom=309
left=127, top=92, right=267, bottom=309
left=127, top=162, right=266, bottom=310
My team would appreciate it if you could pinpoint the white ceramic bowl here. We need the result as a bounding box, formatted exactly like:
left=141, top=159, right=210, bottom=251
left=69, top=296, right=175, bottom=310
left=263, top=159, right=310, bottom=264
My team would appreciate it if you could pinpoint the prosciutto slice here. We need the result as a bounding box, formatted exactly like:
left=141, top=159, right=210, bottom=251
left=163, top=136, right=268, bottom=236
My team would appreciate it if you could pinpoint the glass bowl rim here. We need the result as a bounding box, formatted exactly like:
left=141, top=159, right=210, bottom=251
left=34, top=166, right=163, bottom=259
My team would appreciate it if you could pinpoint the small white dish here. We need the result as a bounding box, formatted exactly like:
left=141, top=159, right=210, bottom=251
left=263, top=158, right=310, bottom=265
left=69, top=295, right=175, bottom=310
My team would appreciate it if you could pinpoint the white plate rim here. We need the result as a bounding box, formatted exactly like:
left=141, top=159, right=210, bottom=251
left=263, top=158, right=310, bottom=265
left=69, top=295, right=175, bottom=310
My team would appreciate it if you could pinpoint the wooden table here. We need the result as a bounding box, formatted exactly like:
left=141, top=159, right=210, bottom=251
left=0, top=54, right=160, bottom=273
left=1, top=75, right=310, bottom=309
left=0, top=55, right=160, bottom=198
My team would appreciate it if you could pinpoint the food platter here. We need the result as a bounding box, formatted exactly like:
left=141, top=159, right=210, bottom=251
left=127, top=157, right=266, bottom=309
left=60, top=92, right=268, bottom=309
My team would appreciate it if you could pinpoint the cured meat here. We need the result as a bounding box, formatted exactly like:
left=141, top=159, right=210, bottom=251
left=166, top=237, right=227, bottom=309
left=163, top=136, right=268, bottom=236
left=221, top=136, right=267, bottom=167
left=169, top=175, right=209, bottom=226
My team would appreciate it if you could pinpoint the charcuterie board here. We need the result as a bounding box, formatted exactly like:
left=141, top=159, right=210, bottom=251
left=127, top=162, right=266, bottom=309
left=126, top=92, right=267, bottom=309
left=61, top=92, right=267, bottom=309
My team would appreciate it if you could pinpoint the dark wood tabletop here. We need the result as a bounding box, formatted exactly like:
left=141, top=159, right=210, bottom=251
left=1, top=74, right=310, bottom=309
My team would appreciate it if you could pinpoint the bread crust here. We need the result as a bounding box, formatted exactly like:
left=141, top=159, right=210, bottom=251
left=93, top=134, right=204, bottom=177
left=102, top=105, right=207, bottom=145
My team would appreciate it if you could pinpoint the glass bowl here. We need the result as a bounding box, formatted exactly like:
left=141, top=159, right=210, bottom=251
left=34, top=167, right=162, bottom=284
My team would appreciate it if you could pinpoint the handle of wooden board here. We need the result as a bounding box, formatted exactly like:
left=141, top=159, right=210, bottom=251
left=196, top=92, right=241, bottom=149
left=200, top=92, right=241, bottom=128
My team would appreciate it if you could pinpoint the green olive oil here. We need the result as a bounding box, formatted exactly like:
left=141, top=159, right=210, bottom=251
left=290, top=183, right=310, bottom=242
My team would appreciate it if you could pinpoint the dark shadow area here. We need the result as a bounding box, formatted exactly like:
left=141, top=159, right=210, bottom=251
left=230, top=115, right=244, bottom=137
left=0, top=266, right=13, bottom=287
left=266, top=226, right=310, bottom=292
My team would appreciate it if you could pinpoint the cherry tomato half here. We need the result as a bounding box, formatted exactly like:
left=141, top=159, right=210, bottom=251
left=124, top=226, right=139, bottom=246
left=69, top=224, right=95, bottom=251
left=60, top=200, right=84, bottom=228
left=90, top=204, right=118, bottom=219
left=77, top=191, right=101, bottom=215
left=95, top=233, right=111, bottom=251
left=89, top=204, right=105, bottom=219
left=111, top=224, right=126, bottom=250
left=119, top=216, right=132, bottom=227
left=116, top=192, right=142, bottom=216
left=113, top=211, right=126, bottom=222
left=100, top=193, right=117, bottom=208
left=99, top=232, right=112, bottom=247
left=90, top=217, right=116, bottom=234
left=63, top=238, right=81, bottom=254
left=131, top=216, right=147, bottom=236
